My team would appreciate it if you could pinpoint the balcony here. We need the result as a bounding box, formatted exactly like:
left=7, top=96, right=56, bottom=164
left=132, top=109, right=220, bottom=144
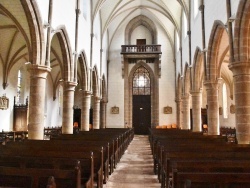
left=121, top=45, right=162, bottom=54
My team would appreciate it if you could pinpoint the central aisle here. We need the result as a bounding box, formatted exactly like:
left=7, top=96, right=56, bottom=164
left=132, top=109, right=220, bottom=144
left=104, top=135, right=160, bottom=188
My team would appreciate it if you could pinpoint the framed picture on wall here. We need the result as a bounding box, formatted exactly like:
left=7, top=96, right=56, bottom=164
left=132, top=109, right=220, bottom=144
left=164, top=106, right=172, bottom=114
left=111, top=106, right=119, bottom=114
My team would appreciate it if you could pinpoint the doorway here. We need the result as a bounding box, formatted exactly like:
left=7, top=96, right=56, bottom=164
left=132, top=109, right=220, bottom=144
left=133, top=95, right=151, bottom=135
left=137, top=39, right=146, bottom=45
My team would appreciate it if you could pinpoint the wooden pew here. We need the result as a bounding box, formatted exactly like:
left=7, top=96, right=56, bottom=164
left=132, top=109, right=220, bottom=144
left=52, top=128, right=133, bottom=171
left=0, top=130, right=28, bottom=143
left=148, top=128, right=250, bottom=188
left=44, top=126, right=62, bottom=139
left=1, top=128, right=134, bottom=187
left=172, top=171, right=250, bottom=188
left=12, top=139, right=109, bottom=184
left=1, top=142, right=102, bottom=188
left=0, top=160, right=82, bottom=188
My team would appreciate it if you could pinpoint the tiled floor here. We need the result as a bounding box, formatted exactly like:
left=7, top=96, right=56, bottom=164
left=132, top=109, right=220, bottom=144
left=104, top=135, right=161, bottom=188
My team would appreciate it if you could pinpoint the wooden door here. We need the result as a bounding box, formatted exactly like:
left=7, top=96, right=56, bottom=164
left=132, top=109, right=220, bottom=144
left=13, top=107, right=28, bottom=131
left=136, top=39, right=146, bottom=45
left=133, top=95, right=151, bottom=135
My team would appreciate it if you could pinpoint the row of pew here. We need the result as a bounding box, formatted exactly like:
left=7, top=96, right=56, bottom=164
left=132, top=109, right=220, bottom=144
left=0, top=130, right=28, bottom=143
left=149, top=128, right=250, bottom=188
left=0, top=128, right=134, bottom=188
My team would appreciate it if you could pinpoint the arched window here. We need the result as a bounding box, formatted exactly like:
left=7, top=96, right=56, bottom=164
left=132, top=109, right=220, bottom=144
left=17, top=70, right=22, bottom=104
left=222, top=83, right=228, bottom=118
left=133, top=66, right=150, bottom=95
left=193, top=0, right=199, bottom=18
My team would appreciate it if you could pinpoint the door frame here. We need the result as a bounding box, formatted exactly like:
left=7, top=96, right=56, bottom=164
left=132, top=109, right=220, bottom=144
left=124, top=61, right=159, bottom=128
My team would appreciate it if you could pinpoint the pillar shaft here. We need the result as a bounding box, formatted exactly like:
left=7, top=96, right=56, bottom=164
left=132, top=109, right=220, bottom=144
left=229, top=62, right=250, bottom=144
left=100, top=100, right=107, bottom=129
left=62, top=81, right=77, bottom=134
left=176, top=98, right=183, bottom=129
left=205, top=81, right=219, bottom=135
left=93, top=96, right=101, bottom=129
left=81, top=91, right=91, bottom=131
left=182, top=94, right=190, bottom=130
left=28, top=65, right=51, bottom=140
left=191, top=91, right=202, bottom=132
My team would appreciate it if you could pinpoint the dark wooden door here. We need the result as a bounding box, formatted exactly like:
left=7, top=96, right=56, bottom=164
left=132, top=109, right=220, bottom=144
left=136, top=39, right=146, bottom=45
left=133, top=95, right=151, bottom=135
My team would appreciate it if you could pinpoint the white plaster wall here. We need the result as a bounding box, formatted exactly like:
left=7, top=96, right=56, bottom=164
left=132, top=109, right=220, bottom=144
left=130, top=26, right=152, bottom=44
left=92, top=11, right=101, bottom=74
left=0, top=63, right=30, bottom=131
left=204, top=0, right=227, bottom=47
left=107, top=18, right=176, bottom=127
left=158, top=26, right=176, bottom=125
left=45, top=76, right=64, bottom=128
left=47, top=84, right=63, bottom=127
left=218, top=82, right=235, bottom=128
left=191, top=0, right=203, bottom=66
left=107, top=26, right=125, bottom=128
left=0, top=61, right=14, bottom=131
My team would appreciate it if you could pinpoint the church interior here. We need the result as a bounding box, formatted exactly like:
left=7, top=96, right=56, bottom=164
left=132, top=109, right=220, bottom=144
left=1, top=0, right=250, bottom=187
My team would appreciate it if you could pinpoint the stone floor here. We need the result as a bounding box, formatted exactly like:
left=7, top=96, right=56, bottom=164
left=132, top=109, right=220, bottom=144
left=103, top=135, right=161, bottom=188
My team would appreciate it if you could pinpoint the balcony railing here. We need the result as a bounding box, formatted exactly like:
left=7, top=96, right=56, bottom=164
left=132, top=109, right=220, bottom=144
left=121, top=45, right=161, bottom=54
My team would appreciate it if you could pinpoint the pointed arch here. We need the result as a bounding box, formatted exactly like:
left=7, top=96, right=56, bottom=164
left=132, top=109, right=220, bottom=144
left=78, top=50, right=89, bottom=91
left=101, top=74, right=107, bottom=100
left=92, top=65, right=100, bottom=96
left=20, top=0, right=45, bottom=65
left=125, top=15, right=157, bottom=44
left=192, top=47, right=204, bottom=91
left=177, top=73, right=183, bottom=99
left=207, top=20, right=229, bottom=81
left=52, top=26, right=74, bottom=82
left=183, top=63, right=191, bottom=94
left=234, top=0, right=250, bottom=61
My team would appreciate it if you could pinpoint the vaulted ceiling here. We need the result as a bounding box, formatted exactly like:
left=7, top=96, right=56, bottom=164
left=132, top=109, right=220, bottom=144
left=92, top=0, right=188, bottom=45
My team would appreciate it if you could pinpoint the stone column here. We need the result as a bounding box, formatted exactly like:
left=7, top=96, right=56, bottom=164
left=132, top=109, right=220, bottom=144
left=204, top=81, right=219, bottom=135
left=28, top=65, right=51, bottom=140
left=191, top=90, right=202, bottom=132
left=182, top=94, right=191, bottom=130
left=81, top=91, right=91, bottom=131
left=176, top=98, right=183, bottom=129
left=62, top=81, right=77, bottom=134
left=229, top=62, right=250, bottom=144
left=93, top=96, right=101, bottom=129
left=100, top=99, right=107, bottom=129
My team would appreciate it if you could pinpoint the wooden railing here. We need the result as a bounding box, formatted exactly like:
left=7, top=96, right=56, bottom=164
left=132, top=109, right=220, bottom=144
left=121, top=45, right=161, bottom=54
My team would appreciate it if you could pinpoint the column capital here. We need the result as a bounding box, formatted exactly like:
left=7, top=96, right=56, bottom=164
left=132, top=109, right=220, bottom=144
left=101, top=98, right=108, bottom=103
left=182, top=93, right=190, bottom=100
left=94, top=96, right=102, bottom=101
left=175, top=98, right=182, bottom=103
left=190, top=90, right=202, bottom=96
left=229, top=61, right=250, bottom=75
left=63, top=81, right=77, bottom=92
left=83, top=90, right=92, bottom=96
left=204, top=80, right=219, bottom=89
left=28, top=64, right=51, bottom=78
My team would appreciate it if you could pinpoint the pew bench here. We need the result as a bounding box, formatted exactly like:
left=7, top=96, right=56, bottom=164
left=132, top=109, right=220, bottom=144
left=0, top=160, right=82, bottom=188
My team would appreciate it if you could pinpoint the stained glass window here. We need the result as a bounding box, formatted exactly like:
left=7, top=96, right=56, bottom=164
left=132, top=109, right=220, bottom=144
left=133, top=66, right=150, bottom=95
